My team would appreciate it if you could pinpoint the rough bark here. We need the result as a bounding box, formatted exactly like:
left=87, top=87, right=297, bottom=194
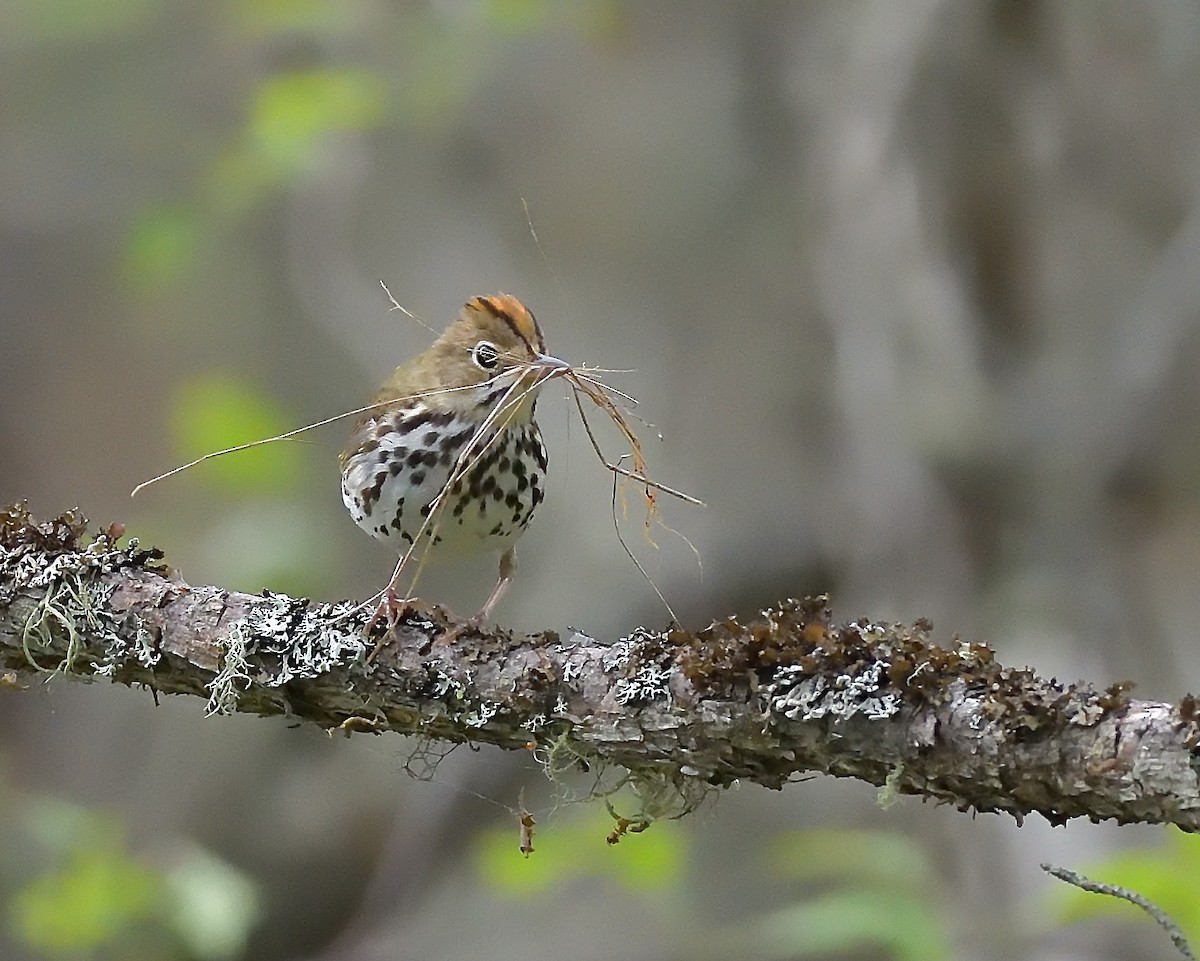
left=3, top=504, right=1199, bottom=830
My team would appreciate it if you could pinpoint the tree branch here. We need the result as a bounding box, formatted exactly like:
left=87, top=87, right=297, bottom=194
left=3, top=504, right=1199, bottom=829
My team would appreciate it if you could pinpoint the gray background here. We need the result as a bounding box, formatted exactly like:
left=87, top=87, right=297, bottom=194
left=4, top=3, right=1199, bottom=959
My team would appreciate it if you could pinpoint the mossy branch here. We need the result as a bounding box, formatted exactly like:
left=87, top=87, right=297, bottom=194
left=3, top=504, right=1200, bottom=830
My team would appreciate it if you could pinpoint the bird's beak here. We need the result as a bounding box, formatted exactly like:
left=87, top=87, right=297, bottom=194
left=530, top=353, right=572, bottom=381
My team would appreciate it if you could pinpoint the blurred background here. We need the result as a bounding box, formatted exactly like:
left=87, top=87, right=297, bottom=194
left=4, top=1, right=1200, bottom=959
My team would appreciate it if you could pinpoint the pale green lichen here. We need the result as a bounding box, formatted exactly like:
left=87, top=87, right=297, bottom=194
left=767, top=658, right=900, bottom=723
left=20, top=578, right=86, bottom=674
left=531, top=725, right=711, bottom=839
left=206, top=623, right=253, bottom=717
left=203, top=593, right=370, bottom=716
left=878, top=762, right=905, bottom=810
left=606, top=627, right=676, bottom=706
left=1, top=525, right=161, bottom=678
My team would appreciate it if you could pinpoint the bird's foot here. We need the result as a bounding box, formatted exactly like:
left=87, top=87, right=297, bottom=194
left=435, top=610, right=487, bottom=647
left=365, top=588, right=415, bottom=663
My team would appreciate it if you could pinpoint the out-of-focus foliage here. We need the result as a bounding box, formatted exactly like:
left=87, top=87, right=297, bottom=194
left=477, top=819, right=949, bottom=960
left=122, top=203, right=203, bottom=293
left=9, top=800, right=161, bottom=955
left=476, top=806, right=683, bottom=895
left=166, top=845, right=263, bottom=961
left=244, top=69, right=387, bottom=180
left=742, top=828, right=950, bottom=961
left=750, top=889, right=950, bottom=961
left=7, top=797, right=260, bottom=960
left=169, top=374, right=305, bottom=495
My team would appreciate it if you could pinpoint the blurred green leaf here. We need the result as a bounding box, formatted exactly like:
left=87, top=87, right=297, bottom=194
left=1052, top=828, right=1200, bottom=941
left=10, top=798, right=263, bottom=959
left=122, top=203, right=201, bottom=293
left=207, top=145, right=279, bottom=217
left=754, top=890, right=950, bottom=961
left=476, top=807, right=683, bottom=896
left=171, top=374, right=304, bottom=494
left=483, top=0, right=550, bottom=31
left=247, top=69, right=386, bottom=177
left=739, top=827, right=948, bottom=961
left=609, top=823, right=680, bottom=890
left=769, top=828, right=935, bottom=889
left=9, top=820, right=161, bottom=954
left=24, top=797, right=105, bottom=851
left=167, top=846, right=262, bottom=960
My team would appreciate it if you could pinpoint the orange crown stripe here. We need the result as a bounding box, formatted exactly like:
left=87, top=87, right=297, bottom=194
left=471, top=294, right=545, bottom=353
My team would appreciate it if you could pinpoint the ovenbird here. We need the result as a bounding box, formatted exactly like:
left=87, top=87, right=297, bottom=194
left=340, top=293, right=568, bottom=627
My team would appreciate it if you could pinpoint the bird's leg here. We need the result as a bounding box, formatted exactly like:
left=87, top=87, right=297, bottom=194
left=365, top=586, right=409, bottom=634
left=438, top=547, right=517, bottom=644
left=365, top=565, right=418, bottom=662
left=473, top=546, right=517, bottom=627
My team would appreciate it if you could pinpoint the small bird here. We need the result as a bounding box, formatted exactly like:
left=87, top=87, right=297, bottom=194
left=340, top=294, right=568, bottom=629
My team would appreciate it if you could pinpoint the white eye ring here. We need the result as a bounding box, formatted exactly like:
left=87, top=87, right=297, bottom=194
left=472, top=341, right=500, bottom=370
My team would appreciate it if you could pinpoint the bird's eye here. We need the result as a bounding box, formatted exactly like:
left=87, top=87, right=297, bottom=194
left=472, top=341, right=500, bottom=370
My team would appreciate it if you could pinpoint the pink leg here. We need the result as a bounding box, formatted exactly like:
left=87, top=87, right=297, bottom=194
left=439, top=548, right=517, bottom=644
left=365, top=586, right=415, bottom=662
left=472, top=547, right=517, bottom=626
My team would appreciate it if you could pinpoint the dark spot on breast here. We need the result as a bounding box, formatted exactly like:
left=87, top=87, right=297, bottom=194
left=423, top=450, right=439, bottom=467
left=410, top=471, right=425, bottom=487
left=505, top=493, right=520, bottom=509
left=478, top=446, right=500, bottom=472
left=422, top=430, right=439, bottom=446
left=492, top=487, right=504, bottom=501
left=442, top=429, right=474, bottom=452
left=361, top=471, right=389, bottom=512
